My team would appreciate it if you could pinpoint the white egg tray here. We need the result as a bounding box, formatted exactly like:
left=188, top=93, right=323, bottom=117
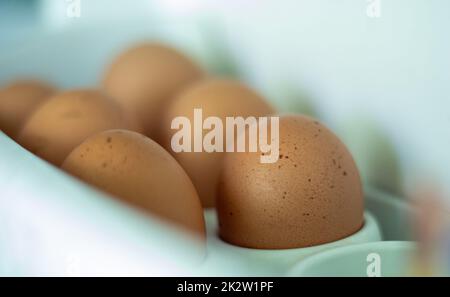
left=0, top=131, right=415, bottom=276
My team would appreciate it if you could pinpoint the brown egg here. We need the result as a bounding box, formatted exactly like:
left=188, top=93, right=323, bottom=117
left=102, top=43, right=204, bottom=139
left=17, top=89, right=135, bottom=165
left=61, top=129, right=206, bottom=237
left=0, top=80, right=55, bottom=138
left=217, top=115, right=364, bottom=249
left=159, top=79, right=275, bottom=208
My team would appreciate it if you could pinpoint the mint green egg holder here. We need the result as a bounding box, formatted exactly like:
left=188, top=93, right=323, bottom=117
left=201, top=185, right=415, bottom=276
left=287, top=241, right=417, bottom=277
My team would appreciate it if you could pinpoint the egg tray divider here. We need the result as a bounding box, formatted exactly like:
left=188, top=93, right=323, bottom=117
left=0, top=132, right=415, bottom=276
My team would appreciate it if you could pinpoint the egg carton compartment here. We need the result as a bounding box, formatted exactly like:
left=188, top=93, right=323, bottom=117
left=287, top=241, right=417, bottom=277
left=203, top=209, right=382, bottom=276
left=0, top=132, right=205, bottom=276
left=202, top=190, right=414, bottom=276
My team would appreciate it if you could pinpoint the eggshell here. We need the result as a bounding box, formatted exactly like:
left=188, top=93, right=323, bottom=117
left=217, top=115, right=364, bottom=249
left=17, top=89, right=135, bottom=165
left=61, top=129, right=206, bottom=237
left=159, top=79, right=275, bottom=208
left=102, top=43, right=204, bottom=139
left=0, top=80, right=55, bottom=138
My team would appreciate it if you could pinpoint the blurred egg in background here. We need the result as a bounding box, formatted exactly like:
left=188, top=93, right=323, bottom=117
left=337, top=116, right=403, bottom=196
left=0, top=79, right=56, bottom=139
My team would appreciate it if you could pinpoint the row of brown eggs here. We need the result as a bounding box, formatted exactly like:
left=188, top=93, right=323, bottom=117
left=0, top=43, right=363, bottom=249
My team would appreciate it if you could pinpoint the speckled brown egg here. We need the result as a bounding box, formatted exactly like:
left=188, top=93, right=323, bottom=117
left=159, top=79, right=275, bottom=208
left=102, top=43, right=204, bottom=139
left=61, top=129, right=205, bottom=237
left=17, top=89, right=136, bottom=165
left=217, top=114, right=364, bottom=249
left=0, top=80, right=56, bottom=138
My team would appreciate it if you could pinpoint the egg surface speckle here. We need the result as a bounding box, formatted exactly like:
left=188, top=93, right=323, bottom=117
left=217, top=115, right=364, bottom=249
left=61, top=129, right=206, bottom=237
